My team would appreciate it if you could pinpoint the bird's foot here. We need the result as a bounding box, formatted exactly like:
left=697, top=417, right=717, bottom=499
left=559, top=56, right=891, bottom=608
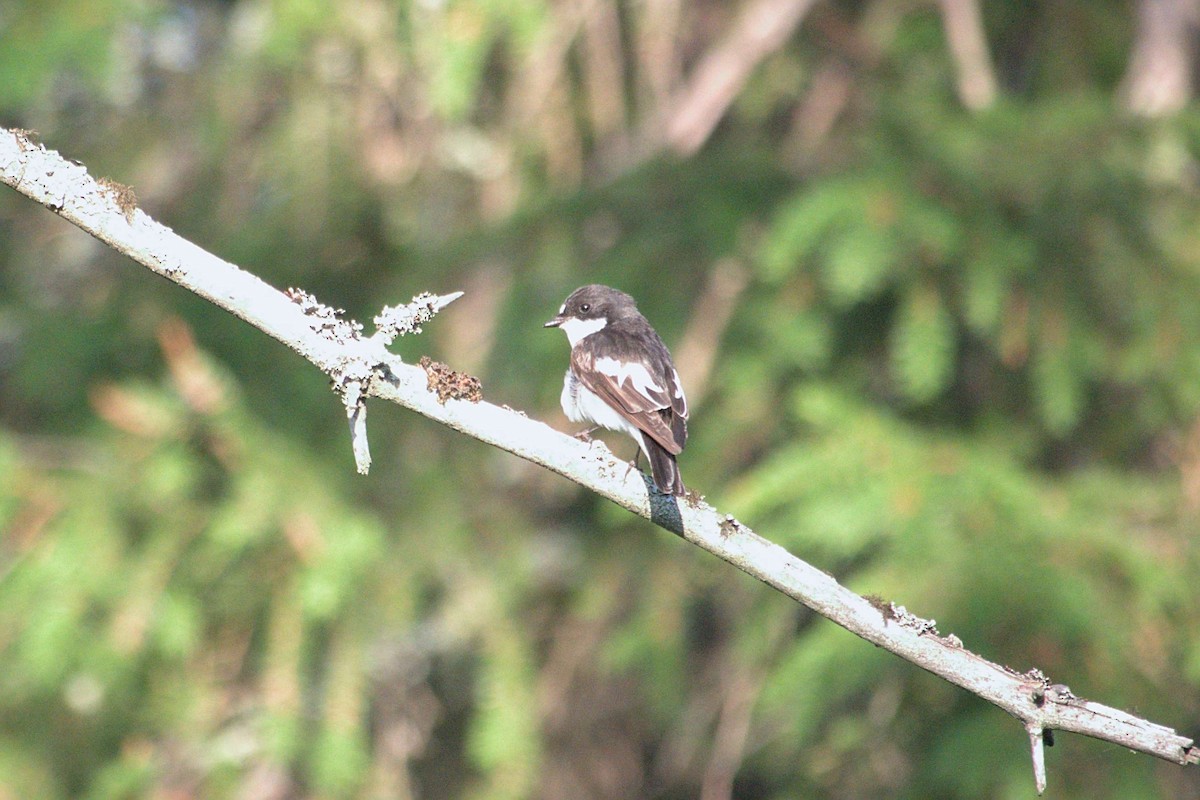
left=623, top=451, right=645, bottom=482
left=573, top=427, right=598, bottom=443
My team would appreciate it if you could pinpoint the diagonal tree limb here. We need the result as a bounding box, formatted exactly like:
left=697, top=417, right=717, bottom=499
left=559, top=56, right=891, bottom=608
left=660, top=0, right=817, bottom=156
left=2, top=128, right=1196, bottom=793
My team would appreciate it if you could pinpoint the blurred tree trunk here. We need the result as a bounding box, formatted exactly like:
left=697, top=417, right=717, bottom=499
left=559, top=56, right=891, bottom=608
left=662, top=0, right=817, bottom=155
left=1120, top=0, right=1200, bottom=116
left=938, top=0, right=997, bottom=110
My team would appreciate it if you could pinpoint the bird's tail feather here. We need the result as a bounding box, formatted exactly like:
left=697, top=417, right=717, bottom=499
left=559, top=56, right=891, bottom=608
left=643, top=434, right=685, bottom=496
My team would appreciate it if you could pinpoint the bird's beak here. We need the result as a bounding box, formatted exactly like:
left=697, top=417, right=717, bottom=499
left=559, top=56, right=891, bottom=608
left=543, top=315, right=564, bottom=328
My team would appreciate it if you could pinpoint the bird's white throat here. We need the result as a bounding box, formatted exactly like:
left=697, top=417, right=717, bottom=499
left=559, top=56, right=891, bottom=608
left=558, top=316, right=608, bottom=347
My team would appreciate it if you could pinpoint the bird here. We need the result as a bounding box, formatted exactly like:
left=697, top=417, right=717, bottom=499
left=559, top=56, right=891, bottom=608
left=544, top=284, right=688, bottom=495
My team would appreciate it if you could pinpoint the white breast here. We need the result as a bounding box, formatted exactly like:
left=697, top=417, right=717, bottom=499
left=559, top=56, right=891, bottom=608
left=560, top=371, right=647, bottom=454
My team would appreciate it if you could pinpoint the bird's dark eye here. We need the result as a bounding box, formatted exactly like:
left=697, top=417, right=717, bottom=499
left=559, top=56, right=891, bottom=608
left=580, top=303, right=590, bottom=312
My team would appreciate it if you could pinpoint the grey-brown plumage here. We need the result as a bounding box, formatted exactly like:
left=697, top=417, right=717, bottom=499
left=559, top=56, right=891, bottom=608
left=545, top=285, right=688, bottom=495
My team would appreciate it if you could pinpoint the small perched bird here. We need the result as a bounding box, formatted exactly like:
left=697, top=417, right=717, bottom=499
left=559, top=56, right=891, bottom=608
left=545, top=284, right=688, bottom=495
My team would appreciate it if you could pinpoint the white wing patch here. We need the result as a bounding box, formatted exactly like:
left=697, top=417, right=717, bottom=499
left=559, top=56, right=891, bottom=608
left=595, top=356, right=664, bottom=401
left=672, top=369, right=688, bottom=417
left=559, top=316, right=608, bottom=347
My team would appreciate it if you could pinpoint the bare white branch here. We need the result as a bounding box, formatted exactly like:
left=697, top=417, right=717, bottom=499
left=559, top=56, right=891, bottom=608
left=2, top=128, right=1197, bottom=788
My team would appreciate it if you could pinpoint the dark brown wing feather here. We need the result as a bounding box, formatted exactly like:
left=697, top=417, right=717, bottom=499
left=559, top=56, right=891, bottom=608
left=643, top=434, right=685, bottom=495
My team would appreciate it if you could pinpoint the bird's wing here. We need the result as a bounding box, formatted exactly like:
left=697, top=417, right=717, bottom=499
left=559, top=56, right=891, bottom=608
left=571, top=332, right=687, bottom=455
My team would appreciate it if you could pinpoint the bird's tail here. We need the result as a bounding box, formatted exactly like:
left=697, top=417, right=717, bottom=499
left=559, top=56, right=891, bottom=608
left=642, top=433, right=685, bottom=496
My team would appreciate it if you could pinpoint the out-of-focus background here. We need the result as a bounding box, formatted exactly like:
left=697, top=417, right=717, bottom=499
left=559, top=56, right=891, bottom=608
left=2, top=1, right=1199, bottom=797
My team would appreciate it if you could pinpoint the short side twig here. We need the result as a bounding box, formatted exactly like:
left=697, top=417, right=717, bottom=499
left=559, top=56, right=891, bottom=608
left=1028, top=723, right=1047, bottom=795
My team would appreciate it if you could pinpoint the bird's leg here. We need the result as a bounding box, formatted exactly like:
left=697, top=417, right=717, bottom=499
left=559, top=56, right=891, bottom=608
left=623, top=448, right=644, bottom=480
left=573, top=426, right=598, bottom=443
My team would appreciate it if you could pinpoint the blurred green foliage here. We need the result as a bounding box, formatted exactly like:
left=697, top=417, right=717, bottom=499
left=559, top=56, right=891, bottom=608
left=2, top=0, right=1200, bottom=798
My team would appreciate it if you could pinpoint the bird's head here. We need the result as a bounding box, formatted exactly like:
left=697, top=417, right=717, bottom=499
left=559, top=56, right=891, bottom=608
left=544, top=284, right=637, bottom=346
